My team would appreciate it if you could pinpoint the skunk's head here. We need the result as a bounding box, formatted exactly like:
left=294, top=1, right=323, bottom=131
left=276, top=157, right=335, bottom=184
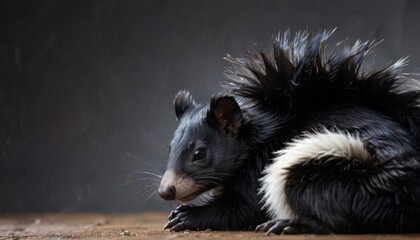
left=158, top=90, right=246, bottom=203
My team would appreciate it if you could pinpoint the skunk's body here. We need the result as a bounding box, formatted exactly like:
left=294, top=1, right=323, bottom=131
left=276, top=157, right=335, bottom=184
left=159, top=30, right=420, bottom=234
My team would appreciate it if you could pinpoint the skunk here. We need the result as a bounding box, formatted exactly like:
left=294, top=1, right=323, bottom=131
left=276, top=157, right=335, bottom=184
left=158, top=30, right=420, bottom=234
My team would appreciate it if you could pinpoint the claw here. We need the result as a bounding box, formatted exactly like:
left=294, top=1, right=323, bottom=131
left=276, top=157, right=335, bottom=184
left=164, top=205, right=195, bottom=232
left=168, top=205, right=188, bottom=220
left=282, top=226, right=298, bottom=234
left=255, top=223, right=267, bottom=232
left=266, top=221, right=285, bottom=235
left=164, top=217, right=179, bottom=230
left=163, top=222, right=170, bottom=230
left=255, top=220, right=277, bottom=232
left=168, top=210, right=178, bottom=220
left=171, top=223, right=185, bottom=232
left=256, top=219, right=328, bottom=235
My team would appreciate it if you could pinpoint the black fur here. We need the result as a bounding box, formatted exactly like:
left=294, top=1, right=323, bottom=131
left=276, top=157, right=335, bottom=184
left=161, top=30, right=420, bottom=233
left=162, top=92, right=268, bottom=230
left=281, top=106, right=420, bottom=233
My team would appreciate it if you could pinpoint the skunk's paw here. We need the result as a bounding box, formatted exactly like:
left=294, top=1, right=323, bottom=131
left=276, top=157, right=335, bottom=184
left=164, top=205, right=193, bottom=232
left=256, top=219, right=331, bottom=235
left=167, top=205, right=189, bottom=221
left=255, top=219, right=294, bottom=235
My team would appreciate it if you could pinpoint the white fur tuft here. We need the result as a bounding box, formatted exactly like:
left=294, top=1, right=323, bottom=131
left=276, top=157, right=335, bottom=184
left=259, top=129, right=371, bottom=220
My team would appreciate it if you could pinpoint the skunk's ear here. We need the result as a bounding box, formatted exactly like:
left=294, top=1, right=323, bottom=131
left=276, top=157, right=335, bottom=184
left=208, top=95, right=242, bottom=138
left=174, top=90, right=197, bottom=121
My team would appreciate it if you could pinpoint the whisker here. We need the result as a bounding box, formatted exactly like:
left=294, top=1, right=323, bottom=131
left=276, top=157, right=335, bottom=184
left=192, top=172, right=234, bottom=183
left=120, top=170, right=162, bottom=179
left=194, top=178, right=222, bottom=184
left=144, top=189, right=159, bottom=203
left=126, top=152, right=163, bottom=173
left=193, top=172, right=233, bottom=178
left=120, top=177, right=159, bottom=186
left=194, top=176, right=224, bottom=180
left=137, top=171, right=162, bottom=179
left=137, top=182, right=160, bottom=195
left=119, top=170, right=144, bottom=178
left=194, top=180, right=220, bottom=186
left=141, top=187, right=157, bottom=196
left=204, top=172, right=234, bottom=176
left=142, top=181, right=160, bottom=189
left=137, top=186, right=157, bottom=196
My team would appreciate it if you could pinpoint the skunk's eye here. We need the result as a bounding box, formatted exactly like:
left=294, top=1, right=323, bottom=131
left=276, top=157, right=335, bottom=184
left=193, top=148, right=206, bottom=161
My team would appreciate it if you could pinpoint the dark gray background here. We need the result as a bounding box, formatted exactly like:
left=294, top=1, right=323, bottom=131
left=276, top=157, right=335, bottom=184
left=1, top=0, right=419, bottom=213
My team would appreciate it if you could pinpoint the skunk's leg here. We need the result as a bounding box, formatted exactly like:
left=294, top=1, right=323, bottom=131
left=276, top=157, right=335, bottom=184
left=256, top=219, right=332, bottom=235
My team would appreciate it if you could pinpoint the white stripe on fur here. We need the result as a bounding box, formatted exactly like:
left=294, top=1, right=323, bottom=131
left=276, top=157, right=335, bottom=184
left=259, top=129, right=371, bottom=220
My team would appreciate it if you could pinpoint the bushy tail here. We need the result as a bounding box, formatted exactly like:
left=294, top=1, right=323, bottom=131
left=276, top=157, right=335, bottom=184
left=223, top=30, right=420, bottom=141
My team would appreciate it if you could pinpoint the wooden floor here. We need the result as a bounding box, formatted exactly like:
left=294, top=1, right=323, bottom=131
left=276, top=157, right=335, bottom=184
left=0, top=213, right=419, bottom=240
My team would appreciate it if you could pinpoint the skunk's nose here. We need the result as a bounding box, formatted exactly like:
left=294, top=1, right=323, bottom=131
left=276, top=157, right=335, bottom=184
left=158, top=185, right=176, bottom=200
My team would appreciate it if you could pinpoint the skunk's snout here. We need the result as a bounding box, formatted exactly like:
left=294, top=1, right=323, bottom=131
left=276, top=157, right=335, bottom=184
left=159, top=170, right=197, bottom=201
left=159, top=170, right=176, bottom=200
left=158, top=185, right=176, bottom=200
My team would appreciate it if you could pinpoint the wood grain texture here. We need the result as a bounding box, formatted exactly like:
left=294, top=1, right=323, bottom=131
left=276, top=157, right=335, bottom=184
left=0, top=213, right=419, bottom=240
